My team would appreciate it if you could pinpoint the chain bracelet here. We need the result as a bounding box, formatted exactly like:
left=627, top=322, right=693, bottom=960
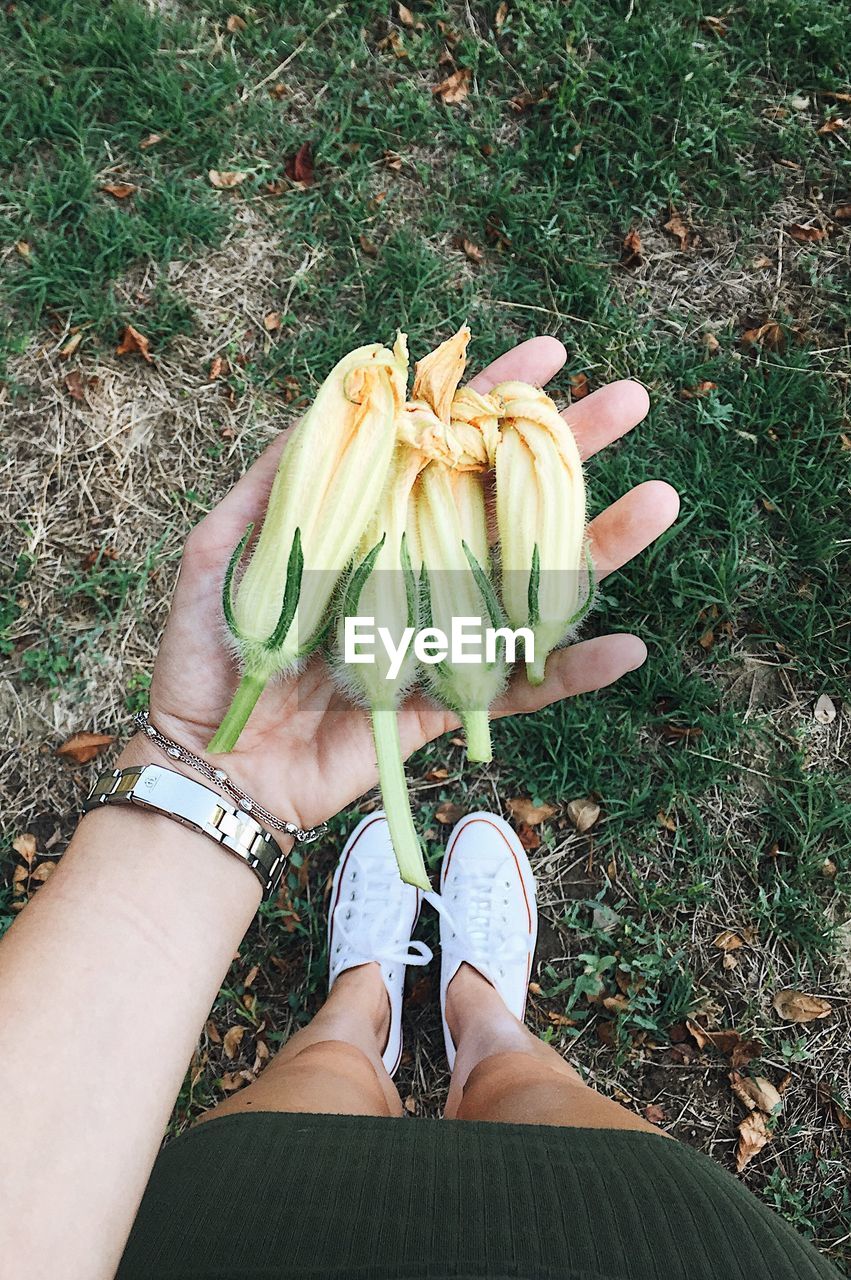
left=132, top=710, right=327, bottom=845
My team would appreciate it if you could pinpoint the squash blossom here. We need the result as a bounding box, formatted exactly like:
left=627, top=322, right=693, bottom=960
left=491, top=380, right=593, bottom=686
left=408, top=327, right=508, bottom=764
left=208, top=337, right=408, bottom=754
left=415, top=460, right=508, bottom=764
left=334, top=330, right=486, bottom=888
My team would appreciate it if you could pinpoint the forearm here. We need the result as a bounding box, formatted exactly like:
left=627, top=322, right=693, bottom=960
left=0, top=735, right=274, bottom=1280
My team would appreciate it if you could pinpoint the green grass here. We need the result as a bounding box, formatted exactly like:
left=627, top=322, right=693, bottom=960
left=2, top=0, right=850, bottom=1266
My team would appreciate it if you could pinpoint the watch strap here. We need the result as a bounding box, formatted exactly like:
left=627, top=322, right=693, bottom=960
left=82, top=764, right=288, bottom=897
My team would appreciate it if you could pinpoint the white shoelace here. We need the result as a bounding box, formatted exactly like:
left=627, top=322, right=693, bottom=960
left=425, top=878, right=533, bottom=974
left=333, top=867, right=432, bottom=970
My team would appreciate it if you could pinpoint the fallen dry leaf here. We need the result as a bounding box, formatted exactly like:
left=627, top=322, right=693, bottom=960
left=644, top=1103, right=666, bottom=1125
left=397, top=3, right=423, bottom=28
left=547, top=1011, right=577, bottom=1027
left=772, top=989, right=832, bottom=1023
left=358, top=233, right=379, bottom=258
left=507, top=797, right=558, bottom=826
left=115, top=324, right=153, bottom=363
left=818, top=117, right=847, bottom=134
left=730, top=1071, right=782, bottom=1116
left=741, top=321, right=785, bottom=352
left=495, top=0, right=509, bottom=30
left=834, top=205, right=851, bottom=222
left=59, top=331, right=83, bottom=358
left=663, top=211, right=693, bottom=250
left=703, top=332, right=721, bottom=355
left=620, top=227, right=643, bottom=269
left=82, top=546, right=117, bottom=571
left=378, top=29, right=408, bottom=58
left=702, top=14, right=728, bottom=36
left=686, top=1020, right=763, bottom=1067
left=12, top=834, right=37, bottom=865
left=209, top=169, right=248, bottom=189
left=139, top=133, right=164, bottom=150
left=786, top=222, right=826, bottom=243
left=567, top=797, right=600, bottom=833
left=285, top=142, right=314, bottom=187
left=268, top=82, right=287, bottom=99
left=64, top=371, right=86, bottom=402
left=206, top=1020, right=222, bottom=1044
left=433, top=67, right=471, bottom=105
left=736, top=1109, right=771, bottom=1171
left=680, top=380, right=717, bottom=400
left=516, top=823, right=541, bottom=852
left=56, top=731, right=116, bottom=764
left=814, top=694, right=836, bottom=724
left=208, top=355, right=225, bottom=381
left=822, top=858, right=838, bottom=880
left=657, top=810, right=678, bottom=832
left=713, top=929, right=743, bottom=952
left=226, top=13, right=246, bottom=32
left=263, top=311, right=282, bottom=331
left=435, top=801, right=466, bottom=825
left=222, top=1025, right=246, bottom=1059
left=461, top=237, right=484, bottom=264
left=100, top=182, right=137, bottom=199
left=30, top=863, right=55, bottom=883
left=383, top=150, right=403, bottom=171
left=220, top=1070, right=252, bottom=1092
left=569, top=372, right=590, bottom=399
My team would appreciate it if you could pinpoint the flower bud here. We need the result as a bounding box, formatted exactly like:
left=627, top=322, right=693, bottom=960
left=208, top=337, right=408, bottom=753
left=492, top=380, right=592, bottom=685
left=415, top=462, right=508, bottom=763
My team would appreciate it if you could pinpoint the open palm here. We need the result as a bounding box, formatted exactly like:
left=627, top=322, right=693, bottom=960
left=148, top=336, right=679, bottom=832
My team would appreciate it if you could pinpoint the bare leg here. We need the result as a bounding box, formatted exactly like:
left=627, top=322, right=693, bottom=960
left=444, top=964, right=665, bottom=1133
left=198, top=963, right=402, bottom=1123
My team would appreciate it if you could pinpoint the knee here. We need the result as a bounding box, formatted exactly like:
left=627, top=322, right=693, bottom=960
left=458, top=1051, right=582, bottom=1120
left=288, top=1039, right=388, bottom=1096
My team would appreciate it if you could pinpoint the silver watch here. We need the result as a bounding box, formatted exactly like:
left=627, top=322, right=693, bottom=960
left=82, top=764, right=288, bottom=897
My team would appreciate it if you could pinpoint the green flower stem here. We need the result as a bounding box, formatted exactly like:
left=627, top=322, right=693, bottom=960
left=462, top=707, right=493, bottom=764
left=207, top=671, right=267, bottom=754
left=371, top=703, right=430, bottom=890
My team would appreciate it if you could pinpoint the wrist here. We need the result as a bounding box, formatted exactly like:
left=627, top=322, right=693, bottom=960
left=114, top=730, right=296, bottom=861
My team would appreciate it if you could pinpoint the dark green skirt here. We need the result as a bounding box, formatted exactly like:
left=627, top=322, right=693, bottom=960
left=117, top=1113, right=843, bottom=1280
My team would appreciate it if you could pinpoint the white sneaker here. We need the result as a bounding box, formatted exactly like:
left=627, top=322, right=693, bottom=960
left=429, top=812, right=538, bottom=1071
left=328, top=811, right=432, bottom=1076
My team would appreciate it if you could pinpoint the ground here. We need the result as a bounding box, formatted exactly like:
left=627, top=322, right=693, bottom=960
left=1, top=0, right=850, bottom=1268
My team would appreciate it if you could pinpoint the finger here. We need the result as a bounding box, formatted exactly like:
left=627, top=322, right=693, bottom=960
left=467, top=335, right=567, bottom=394
left=493, top=633, right=648, bottom=718
left=588, top=480, right=680, bottom=580
left=564, top=379, right=650, bottom=461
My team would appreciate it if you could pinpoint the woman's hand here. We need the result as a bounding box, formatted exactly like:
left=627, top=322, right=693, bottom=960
left=148, top=336, right=679, bottom=830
